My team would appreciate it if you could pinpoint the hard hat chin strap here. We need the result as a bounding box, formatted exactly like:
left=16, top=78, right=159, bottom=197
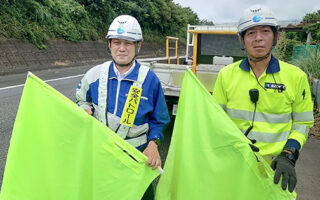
left=113, top=59, right=135, bottom=67
left=240, top=37, right=274, bottom=63
left=134, top=42, right=139, bottom=57
left=248, top=51, right=271, bottom=62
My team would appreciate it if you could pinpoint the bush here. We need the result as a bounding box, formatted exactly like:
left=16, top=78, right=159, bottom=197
left=291, top=48, right=320, bottom=80
left=273, top=31, right=302, bottom=62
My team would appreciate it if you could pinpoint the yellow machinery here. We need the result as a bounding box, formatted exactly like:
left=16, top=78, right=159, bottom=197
left=142, top=25, right=242, bottom=97
left=165, top=36, right=180, bottom=64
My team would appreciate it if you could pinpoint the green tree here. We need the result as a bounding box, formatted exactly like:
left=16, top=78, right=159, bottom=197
left=303, top=10, right=320, bottom=41
left=1, top=0, right=200, bottom=47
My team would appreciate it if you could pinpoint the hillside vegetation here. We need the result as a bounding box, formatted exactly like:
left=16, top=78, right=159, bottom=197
left=0, top=0, right=200, bottom=48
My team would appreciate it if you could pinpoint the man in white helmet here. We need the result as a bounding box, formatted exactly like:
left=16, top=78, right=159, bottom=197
left=76, top=15, right=170, bottom=199
left=213, top=5, right=314, bottom=193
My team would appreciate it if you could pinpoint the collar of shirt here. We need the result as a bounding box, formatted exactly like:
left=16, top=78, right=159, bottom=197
left=239, top=55, right=280, bottom=74
left=113, top=61, right=136, bottom=81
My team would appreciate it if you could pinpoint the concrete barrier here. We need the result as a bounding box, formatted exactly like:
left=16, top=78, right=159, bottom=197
left=0, top=39, right=109, bottom=75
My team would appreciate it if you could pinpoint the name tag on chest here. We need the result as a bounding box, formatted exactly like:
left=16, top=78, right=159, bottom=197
left=265, top=82, right=286, bottom=92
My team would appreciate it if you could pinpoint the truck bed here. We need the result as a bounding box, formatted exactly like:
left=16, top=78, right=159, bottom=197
left=141, top=62, right=224, bottom=97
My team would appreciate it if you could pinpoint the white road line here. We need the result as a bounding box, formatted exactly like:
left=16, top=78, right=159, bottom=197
left=0, top=74, right=84, bottom=91
left=0, top=84, right=25, bottom=90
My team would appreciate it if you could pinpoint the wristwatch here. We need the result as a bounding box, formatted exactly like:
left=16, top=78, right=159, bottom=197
left=282, top=147, right=300, bottom=164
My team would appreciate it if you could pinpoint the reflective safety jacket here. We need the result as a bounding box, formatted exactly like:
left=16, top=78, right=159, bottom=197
left=76, top=61, right=170, bottom=150
left=213, top=56, right=314, bottom=156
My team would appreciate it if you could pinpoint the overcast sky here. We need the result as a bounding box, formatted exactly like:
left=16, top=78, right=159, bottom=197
left=173, top=0, right=320, bottom=23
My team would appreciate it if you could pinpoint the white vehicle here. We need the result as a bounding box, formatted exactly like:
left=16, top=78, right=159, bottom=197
left=138, top=24, right=244, bottom=114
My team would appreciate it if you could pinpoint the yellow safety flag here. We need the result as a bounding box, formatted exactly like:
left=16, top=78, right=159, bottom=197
left=120, top=85, right=142, bottom=127
left=0, top=73, right=159, bottom=200
left=155, top=69, right=295, bottom=200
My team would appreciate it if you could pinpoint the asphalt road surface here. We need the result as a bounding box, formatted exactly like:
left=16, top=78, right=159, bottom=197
left=0, top=64, right=319, bottom=199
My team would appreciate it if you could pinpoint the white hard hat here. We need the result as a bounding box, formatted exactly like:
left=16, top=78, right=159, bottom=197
left=106, top=15, right=143, bottom=42
left=238, top=5, right=279, bottom=36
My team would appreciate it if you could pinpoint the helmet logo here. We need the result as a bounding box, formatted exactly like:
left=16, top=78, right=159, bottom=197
left=117, top=27, right=125, bottom=34
left=253, top=15, right=263, bottom=22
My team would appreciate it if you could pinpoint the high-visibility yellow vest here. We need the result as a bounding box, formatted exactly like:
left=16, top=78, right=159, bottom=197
left=156, top=69, right=295, bottom=200
left=213, top=57, right=314, bottom=156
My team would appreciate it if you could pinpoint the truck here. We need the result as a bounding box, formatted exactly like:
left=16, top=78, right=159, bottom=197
left=139, top=24, right=246, bottom=116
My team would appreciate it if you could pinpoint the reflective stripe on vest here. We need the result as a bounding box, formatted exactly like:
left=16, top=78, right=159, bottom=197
left=243, top=129, right=290, bottom=143
left=106, top=112, right=149, bottom=142
left=292, top=111, right=314, bottom=122
left=134, top=65, right=149, bottom=88
left=126, top=134, right=148, bottom=147
left=226, top=108, right=291, bottom=123
left=229, top=107, right=310, bottom=143
left=96, top=61, right=111, bottom=125
left=291, top=124, right=309, bottom=136
left=96, top=62, right=150, bottom=147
